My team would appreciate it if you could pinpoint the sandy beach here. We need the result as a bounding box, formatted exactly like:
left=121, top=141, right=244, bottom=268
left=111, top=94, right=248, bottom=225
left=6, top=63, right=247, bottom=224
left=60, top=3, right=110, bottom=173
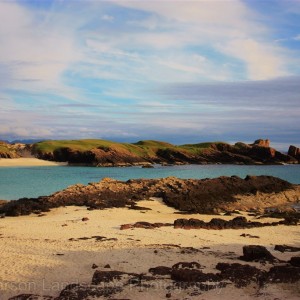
left=0, top=198, right=299, bottom=300
left=0, top=158, right=67, bottom=167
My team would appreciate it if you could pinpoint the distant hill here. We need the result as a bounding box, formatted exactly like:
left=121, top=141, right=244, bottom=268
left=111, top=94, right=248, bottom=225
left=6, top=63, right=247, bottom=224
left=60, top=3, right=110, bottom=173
left=30, top=138, right=299, bottom=166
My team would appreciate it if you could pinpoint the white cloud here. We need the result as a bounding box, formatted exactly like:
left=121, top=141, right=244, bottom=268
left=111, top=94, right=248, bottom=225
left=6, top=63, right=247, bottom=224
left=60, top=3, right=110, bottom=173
left=0, top=1, right=81, bottom=98
left=219, top=38, right=288, bottom=80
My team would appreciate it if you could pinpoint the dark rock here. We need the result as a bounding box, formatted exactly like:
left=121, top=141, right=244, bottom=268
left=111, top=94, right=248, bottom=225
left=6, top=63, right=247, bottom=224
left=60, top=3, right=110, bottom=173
left=92, top=270, right=137, bottom=284
left=289, top=257, right=300, bottom=267
left=149, top=266, right=172, bottom=276
left=57, top=284, right=122, bottom=300
left=240, top=245, right=276, bottom=262
left=104, top=264, right=111, bottom=268
left=92, top=264, right=98, bottom=269
left=120, top=221, right=171, bottom=230
left=216, top=262, right=265, bottom=288
left=174, top=218, right=206, bottom=229
left=267, top=265, right=300, bottom=283
left=92, top=271, right=126, bottom=284
left=174, top=216, right=278, bottom=230
left=171, top=269, right=220, bottom=283
left=240, top=233, right=259, bottom=238
left=288, top=145, right=300, bottom=160
left=274, top=244, right=300, bottom=253
left=9, top=295, right=53, bottom=300
left=82, top=217, right=89, bottom=221
left=172, top=262, right=201, bottom=269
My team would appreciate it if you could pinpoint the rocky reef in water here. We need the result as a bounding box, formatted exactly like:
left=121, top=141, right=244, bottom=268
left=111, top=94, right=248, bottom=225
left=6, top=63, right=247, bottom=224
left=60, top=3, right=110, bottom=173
left=1, top=175, right=299, bottom=217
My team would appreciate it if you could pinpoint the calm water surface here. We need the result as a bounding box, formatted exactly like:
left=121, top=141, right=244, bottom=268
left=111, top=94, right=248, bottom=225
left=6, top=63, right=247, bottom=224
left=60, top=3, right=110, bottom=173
left=0, top=164, right=300, bottom=200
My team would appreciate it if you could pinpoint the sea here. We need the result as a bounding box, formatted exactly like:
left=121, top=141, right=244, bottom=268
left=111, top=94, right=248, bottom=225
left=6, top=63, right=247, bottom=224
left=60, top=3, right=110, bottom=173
left=0, top=164, right=300, bottom=200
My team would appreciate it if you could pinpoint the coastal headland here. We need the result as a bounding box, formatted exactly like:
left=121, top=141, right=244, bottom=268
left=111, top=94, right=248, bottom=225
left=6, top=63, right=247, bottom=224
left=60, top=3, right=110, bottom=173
left=1, top=138, right=300, bottom=167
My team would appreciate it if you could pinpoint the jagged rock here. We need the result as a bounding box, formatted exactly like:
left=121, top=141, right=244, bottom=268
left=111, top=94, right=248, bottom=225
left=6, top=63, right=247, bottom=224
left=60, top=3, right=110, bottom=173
left=240, top=245, right=276, bottom=262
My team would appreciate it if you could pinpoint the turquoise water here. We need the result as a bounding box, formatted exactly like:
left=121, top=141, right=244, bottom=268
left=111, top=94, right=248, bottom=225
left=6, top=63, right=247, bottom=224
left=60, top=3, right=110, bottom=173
left=0, top=164, right=300, bottom=200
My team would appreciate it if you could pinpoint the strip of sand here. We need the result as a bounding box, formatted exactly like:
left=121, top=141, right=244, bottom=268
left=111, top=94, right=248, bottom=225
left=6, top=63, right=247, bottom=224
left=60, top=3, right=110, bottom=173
left=0, top=158, right=67, bottom=167
left=0, top=199, right=299, bottom=299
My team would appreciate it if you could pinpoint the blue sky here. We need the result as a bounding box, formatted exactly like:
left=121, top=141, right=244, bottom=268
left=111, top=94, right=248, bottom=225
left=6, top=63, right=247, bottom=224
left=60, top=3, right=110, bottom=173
left=0, top=0, right=299, bottom=149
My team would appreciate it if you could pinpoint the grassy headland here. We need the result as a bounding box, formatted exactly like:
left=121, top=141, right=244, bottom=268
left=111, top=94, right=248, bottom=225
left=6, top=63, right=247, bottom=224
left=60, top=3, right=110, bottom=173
left=30, top=138, right=298, bottom=166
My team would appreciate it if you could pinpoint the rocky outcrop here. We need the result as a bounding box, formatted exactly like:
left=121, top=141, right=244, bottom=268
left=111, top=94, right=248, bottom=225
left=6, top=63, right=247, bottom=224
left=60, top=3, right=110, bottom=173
left=252, top=139, right=270, bottom=147
left=0, top=141, right=21, bottom=158
left=288, top=145, right=300, bottom=161
left=0, top=175, right=298, bottom=216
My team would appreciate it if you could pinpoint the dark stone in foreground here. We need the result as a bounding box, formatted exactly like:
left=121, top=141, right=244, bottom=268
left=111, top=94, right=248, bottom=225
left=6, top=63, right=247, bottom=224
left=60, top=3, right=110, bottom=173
left=240, top=245, right=276, bottom=262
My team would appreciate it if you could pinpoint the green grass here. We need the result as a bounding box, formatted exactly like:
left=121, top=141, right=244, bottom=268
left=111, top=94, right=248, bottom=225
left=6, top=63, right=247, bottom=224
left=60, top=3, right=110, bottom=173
left=32, top=139, right=230, bottom=158
left=0, top=144, right=11, bottom=154
left=179, top=141, right=227, bottom=154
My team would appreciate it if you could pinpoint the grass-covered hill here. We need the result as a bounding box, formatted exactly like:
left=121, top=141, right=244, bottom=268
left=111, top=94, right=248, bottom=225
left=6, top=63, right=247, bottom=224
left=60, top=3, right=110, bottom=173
left=30, top=138, right=297, bottom=166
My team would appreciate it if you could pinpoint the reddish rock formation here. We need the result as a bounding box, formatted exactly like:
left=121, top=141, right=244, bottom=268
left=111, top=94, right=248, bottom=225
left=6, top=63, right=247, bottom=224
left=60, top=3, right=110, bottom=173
left=252, top=139, right=270, bottom=147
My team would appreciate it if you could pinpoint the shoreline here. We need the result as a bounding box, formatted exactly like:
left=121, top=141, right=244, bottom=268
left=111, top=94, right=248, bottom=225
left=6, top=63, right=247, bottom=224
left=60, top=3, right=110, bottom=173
left=0, top=158, right=68, bottom=167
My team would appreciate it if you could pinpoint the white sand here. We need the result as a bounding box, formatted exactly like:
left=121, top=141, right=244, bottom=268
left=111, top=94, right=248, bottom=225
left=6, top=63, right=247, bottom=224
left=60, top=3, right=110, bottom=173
left=0, top=199, right=299, bottom=299
left=0, top=158, right=67, bottom=167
